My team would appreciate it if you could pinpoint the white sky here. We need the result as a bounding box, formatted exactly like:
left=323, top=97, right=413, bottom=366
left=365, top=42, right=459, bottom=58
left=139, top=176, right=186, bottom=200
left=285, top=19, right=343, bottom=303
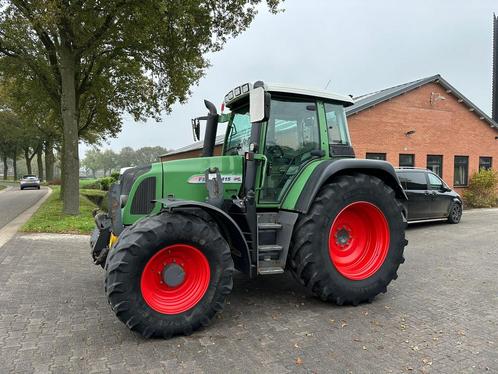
left=80, top=0, right=498, bottom=156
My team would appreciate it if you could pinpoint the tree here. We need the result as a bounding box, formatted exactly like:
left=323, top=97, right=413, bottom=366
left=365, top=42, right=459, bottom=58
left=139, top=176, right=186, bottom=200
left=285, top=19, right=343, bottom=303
left=0, top=0, right=282, bottom=214
left=135, top=146, right=169, bottom=166
left=117, top=146, right=138, bottom=169
left=82, top=148, right=101, bottom=178
left=100, top=149, right=117, bottom=176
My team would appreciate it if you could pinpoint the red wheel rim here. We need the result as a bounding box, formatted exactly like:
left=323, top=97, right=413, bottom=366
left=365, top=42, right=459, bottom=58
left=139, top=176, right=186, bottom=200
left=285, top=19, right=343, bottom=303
left=328, top=201, right=390, bottom=280
left=141, top=244, right=210, bottom=314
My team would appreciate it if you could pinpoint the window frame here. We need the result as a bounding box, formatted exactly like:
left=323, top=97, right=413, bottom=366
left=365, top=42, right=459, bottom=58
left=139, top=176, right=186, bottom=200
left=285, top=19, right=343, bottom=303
left=399, top=154, right=415, bottom=167
left=366, top=152, right=387, bottom=161
left=454, top=155, right=469, bottom=187
left=426, top=155, right=443, bottom=178
left=478, top=156, right=492, bottom=170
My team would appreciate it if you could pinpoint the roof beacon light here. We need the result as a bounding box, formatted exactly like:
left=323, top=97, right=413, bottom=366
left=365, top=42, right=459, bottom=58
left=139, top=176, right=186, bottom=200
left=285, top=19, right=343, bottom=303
left=242, top=83, right=250, bottom=93
left=234, top=87, right=241, bottom=96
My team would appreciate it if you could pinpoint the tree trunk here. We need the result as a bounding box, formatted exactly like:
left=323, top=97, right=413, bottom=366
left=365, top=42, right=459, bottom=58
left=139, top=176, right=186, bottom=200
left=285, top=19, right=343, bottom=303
left=12, top=150, right=17, bottom=180
left=2, top=155, right=7, bottom=180
left=60, top=46, right=80, bottom=214
left=44, top=141, right=55, bottom=181
left=24, top=148, right=33, bottom=174
left=37, top=147, right=44, bottom=181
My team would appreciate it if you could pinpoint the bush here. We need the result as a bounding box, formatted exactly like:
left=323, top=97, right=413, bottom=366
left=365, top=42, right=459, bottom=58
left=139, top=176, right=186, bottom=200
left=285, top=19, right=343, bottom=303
left=99, top=176, right=117, bottom=191
left=111, top=171, right=120, bottom=180
left=83, top=181, right=102, bottom=190
left=463, top=169, right=498, bottom=208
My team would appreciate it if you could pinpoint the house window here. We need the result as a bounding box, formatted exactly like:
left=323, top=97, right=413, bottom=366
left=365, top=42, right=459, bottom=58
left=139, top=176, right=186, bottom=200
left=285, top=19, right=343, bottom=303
left=366, top=153, right=386, bottom=160
left=427, top=155, right=443, bottom=177
left=399, top=154, right=415, bottom=167
left=479, top=156, right=492, bottom=170
left=454, top=156, right=469, bottom=186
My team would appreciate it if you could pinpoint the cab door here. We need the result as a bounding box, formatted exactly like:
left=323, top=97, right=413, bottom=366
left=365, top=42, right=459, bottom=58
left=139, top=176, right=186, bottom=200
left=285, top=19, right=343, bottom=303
left=258, top=96, right=322, bottom=204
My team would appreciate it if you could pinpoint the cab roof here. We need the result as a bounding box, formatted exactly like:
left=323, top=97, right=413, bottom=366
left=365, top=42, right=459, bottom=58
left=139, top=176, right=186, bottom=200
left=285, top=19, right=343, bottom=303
left=224, top=82, right=354, bottom=109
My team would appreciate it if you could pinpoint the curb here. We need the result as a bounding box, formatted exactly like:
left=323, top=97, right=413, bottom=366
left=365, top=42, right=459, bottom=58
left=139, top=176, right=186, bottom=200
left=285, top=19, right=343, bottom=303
left=0, top=186, right=13, bottom=194
left=0, top=187, right=53, bottom=249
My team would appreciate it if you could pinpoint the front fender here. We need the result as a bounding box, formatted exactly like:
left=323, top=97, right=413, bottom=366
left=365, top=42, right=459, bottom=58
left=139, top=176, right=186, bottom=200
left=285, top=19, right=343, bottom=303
left=286, top=159, right=407, bottom=214
left=157, top=199, right=252, bottom=276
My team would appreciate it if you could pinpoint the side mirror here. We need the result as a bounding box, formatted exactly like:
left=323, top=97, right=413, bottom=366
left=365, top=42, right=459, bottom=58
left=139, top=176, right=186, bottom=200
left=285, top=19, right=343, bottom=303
left=250, top=86, right=270, bottom=123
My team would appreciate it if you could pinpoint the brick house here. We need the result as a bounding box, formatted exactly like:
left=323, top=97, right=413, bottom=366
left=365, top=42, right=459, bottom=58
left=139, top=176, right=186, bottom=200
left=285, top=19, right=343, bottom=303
left=160, top=74, right=498, bottom=191
left=346, top=75, right=498, bottom=191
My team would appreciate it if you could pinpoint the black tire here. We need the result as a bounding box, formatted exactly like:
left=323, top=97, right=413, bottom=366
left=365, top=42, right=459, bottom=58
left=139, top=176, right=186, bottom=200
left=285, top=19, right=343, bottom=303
left=37, top=186, right=40, bottom=190
left=447, top=202, right=462, bottom=224
left=20, top=187, right=23, bottom=190
left=105, top=211, right=234, bottom=338
left=289, top=173, right=407, bottom=306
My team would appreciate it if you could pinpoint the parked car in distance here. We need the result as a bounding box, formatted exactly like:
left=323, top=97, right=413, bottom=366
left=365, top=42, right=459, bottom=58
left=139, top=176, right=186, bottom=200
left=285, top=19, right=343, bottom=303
left=395, top=168, right=462, bottom=224
left=19, top=175, right=41, bottom=190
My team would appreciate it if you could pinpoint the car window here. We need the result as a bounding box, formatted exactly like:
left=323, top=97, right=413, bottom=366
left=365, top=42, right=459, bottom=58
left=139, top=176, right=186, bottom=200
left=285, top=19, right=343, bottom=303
left=397, top=172, right=427, bottom=190
left=428, top=173, right=443, bottom=190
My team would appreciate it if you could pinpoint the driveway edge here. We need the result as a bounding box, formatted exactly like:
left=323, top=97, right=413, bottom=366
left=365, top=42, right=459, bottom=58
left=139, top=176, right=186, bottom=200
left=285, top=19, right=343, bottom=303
left=0, top=187, right=53, bottom=248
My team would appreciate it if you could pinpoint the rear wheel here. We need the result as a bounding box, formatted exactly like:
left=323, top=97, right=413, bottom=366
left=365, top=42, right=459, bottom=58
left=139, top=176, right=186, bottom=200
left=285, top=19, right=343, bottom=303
left=105, top=212, right=234, bottom=338
left=447, top=202, right=462, bottom=224
left=289, top=173, right=407, bottom=305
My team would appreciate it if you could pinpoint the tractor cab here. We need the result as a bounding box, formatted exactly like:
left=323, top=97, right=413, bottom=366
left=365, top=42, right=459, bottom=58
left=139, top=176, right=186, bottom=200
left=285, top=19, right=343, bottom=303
left=221, top=82, right=355, bottom=204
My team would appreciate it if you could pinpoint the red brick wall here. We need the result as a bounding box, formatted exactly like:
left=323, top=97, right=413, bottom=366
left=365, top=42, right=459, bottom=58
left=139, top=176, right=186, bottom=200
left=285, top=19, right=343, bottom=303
left=347, top=82, right=498, bottom=190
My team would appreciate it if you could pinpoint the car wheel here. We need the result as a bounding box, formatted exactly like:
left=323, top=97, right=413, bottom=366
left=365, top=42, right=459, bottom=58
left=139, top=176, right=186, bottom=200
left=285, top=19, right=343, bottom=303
left=447, top=202, right=462, bottom=224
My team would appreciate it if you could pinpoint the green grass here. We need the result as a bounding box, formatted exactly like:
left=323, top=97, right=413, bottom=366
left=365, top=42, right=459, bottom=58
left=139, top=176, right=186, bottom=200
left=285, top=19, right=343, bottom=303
left=22, top=186, right=99, bottom=234
left=0, top=184, right=6, bottom=191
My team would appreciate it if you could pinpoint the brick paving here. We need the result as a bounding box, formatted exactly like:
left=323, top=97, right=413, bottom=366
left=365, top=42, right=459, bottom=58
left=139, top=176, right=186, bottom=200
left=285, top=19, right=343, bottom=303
left=0, top=210, right=497, bottom=373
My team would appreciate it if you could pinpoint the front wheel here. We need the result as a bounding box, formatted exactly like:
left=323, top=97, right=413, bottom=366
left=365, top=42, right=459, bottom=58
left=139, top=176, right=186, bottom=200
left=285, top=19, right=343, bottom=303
left=289, top=173, right=407, bottom=305
left=105, top=212, right=234, bottom=338
left=447, top=202, right=462, bottom=224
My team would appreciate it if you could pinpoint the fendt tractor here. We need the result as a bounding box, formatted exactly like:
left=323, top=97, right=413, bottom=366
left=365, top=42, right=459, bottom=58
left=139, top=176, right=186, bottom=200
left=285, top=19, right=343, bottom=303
left=91, top=81, right=408, bottom=338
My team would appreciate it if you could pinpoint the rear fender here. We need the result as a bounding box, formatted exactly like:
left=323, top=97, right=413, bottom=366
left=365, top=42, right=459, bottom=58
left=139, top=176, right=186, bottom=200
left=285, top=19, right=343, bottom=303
left=157, top=199, right=252, bottom=276
left=293, top=159, right=407, bottom=214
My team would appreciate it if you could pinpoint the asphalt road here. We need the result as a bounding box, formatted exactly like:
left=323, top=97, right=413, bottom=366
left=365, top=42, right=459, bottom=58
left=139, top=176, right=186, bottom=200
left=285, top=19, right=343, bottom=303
left=0, top=185, right=48, bottom=230
left=0, top=209, right=497, bottom=373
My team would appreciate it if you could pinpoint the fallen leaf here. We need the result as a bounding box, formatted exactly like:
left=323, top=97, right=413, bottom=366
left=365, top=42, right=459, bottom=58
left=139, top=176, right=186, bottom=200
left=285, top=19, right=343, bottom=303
left=362, top=346, right=367, bottom=350
left=295, top=357, right=303, bottom=365
left=294, top=343, right=300, bottom=348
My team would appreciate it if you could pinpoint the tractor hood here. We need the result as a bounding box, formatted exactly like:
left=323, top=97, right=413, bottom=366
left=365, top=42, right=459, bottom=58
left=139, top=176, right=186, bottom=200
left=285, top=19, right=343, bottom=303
left=160, top=155, right=243, bottom=203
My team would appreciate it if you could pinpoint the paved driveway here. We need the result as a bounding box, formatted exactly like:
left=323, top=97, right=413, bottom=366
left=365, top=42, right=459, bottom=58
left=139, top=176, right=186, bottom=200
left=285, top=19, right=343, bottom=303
left=0, top=210, right=497, bottom=373
left=0, top=187, right=48, bottom=229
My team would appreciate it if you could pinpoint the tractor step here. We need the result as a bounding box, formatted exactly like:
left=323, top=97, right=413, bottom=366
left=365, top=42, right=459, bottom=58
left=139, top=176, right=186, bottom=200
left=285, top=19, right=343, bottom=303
left=257, top=222, right=283, bottom=230
left=258, top=244, right=283, bottom=252
left=258, top=264, right=285, bottom=275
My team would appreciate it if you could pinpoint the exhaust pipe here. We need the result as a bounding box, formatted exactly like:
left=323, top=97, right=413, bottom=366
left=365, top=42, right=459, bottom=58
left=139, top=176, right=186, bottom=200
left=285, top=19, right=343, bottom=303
left=202, top=100, right=218, bottom=157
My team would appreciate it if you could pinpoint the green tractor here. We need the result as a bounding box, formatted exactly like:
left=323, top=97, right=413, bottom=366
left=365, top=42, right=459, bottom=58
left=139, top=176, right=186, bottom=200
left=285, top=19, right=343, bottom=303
left=91, top=81, right=408, bottom=338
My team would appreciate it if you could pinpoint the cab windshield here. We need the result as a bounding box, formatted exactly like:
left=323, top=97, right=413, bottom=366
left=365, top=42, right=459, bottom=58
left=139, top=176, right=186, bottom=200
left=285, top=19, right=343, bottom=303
left=224, top=106, right=251, bottom=156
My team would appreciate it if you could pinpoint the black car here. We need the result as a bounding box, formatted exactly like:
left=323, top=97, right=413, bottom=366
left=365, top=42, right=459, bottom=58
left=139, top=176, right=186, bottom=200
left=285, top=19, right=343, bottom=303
left=395, top=168, right=463, bottom=224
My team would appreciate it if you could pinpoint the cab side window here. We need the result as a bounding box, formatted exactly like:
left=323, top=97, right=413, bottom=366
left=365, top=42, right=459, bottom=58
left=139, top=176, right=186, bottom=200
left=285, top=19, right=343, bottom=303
left=324, top=103, right=350, bottom=145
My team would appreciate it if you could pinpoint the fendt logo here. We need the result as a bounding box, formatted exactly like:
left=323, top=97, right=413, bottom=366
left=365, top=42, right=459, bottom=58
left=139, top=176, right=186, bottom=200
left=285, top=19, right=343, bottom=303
left=187, top=175, right=243, bottom=184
